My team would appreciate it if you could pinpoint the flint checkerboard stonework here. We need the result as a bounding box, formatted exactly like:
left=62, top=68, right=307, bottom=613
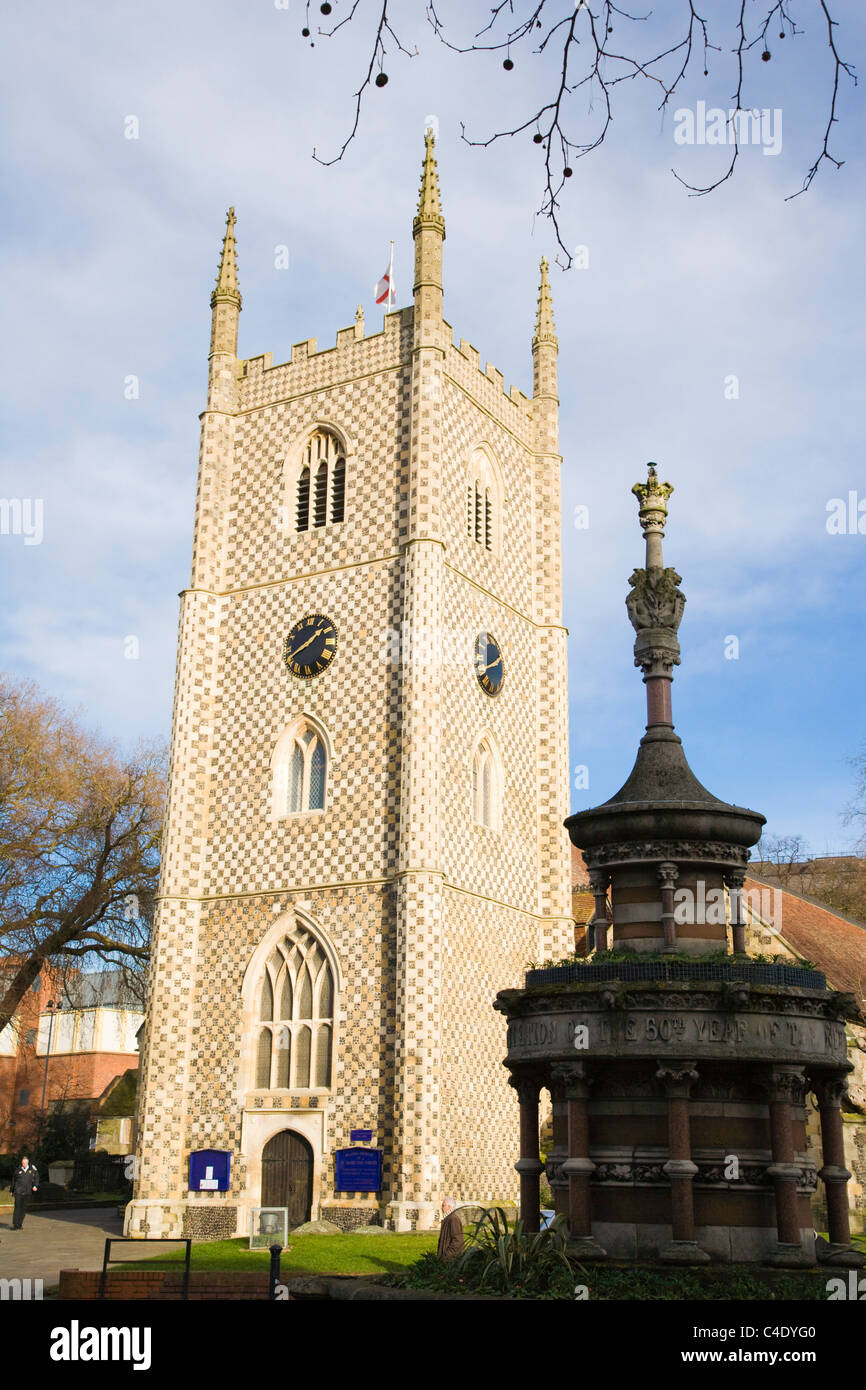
left=127, top=139, right=573, bottom=1239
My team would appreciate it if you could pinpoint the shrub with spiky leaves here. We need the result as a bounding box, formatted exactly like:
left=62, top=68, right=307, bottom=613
left=456, top=1206, right=575, bottom=1295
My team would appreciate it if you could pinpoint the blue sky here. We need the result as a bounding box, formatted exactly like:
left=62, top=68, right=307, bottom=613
left=1, top=2, right=864, bottom=854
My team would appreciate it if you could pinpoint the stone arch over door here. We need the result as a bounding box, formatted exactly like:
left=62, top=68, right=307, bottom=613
left=261, top=1129, right=314, bottom=1227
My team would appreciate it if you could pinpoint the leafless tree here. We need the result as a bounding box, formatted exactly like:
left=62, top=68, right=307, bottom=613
left=300, top=1, right=857, bottom=265
left=755, top=832, right=810, bottom=884
left=843, top=741, right=866, bottom=851
left=0, top=675, right=165, bottom=1036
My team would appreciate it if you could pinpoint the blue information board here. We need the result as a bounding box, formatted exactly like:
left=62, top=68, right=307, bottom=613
left=189, top=1149, right=231, bottom=1192
left=334, top=1147, right=382, bottom=1192
left=350, top=1128, right=373, bottom=1142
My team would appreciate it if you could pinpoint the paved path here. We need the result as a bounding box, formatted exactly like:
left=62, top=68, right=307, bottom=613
left=0, top=1205, right=126, bottom=1289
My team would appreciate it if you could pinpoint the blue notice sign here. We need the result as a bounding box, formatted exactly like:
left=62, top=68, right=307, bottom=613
left=335, top=1147, right=382, bottom=1192
left=189, top=1149, right=231, bottom=1192
left=350, top=1129, right=373, bottom=1142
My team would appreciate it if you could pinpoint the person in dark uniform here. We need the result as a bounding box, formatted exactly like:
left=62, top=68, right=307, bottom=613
left=436, top=1196, right=464, bottom=1261
left=10, top=1155, right=39, bottom=1229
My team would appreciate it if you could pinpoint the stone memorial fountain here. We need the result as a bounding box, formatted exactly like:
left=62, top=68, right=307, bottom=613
left=495, top=466, right=863, bottom=1267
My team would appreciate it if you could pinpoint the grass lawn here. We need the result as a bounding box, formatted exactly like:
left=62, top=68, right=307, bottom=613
left=128, top=1231, right=438, bottom=1275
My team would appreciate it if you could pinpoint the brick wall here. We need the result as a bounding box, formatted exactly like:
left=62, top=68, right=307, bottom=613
left=59, top=1269, right=271, bottom=1301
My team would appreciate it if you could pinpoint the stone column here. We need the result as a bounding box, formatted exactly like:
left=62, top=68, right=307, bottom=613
left=554, top=1062, right=606, bottom=1259
left=656, top=1063, right=709, bottom=1264
left=588, top=869, right=610, bottom=953
left=509, top=1070, right=544, bottom=1233
left=725, top=867, right=746, bottom=954
left=811, top=1071, right=864, bottom=1268
left=546, top=1075, right=569, bottom=1219
left=657, top=861, right=679, bottom=952
left=763, top=1067, right=812, bottom=1267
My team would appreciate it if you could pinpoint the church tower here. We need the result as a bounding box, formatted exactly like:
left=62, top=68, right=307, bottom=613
left=127, top=135, right=573, bottom=1239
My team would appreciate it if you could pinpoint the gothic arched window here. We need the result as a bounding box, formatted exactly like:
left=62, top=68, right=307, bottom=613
left=472, top=735, right=502, bottom=831
left=254, top=926, right=335, bottom=1091
left=295, top=429, right=346, bottom=532
left=272, top=717, right=329, bottom=818
left=465, top=448, right=500, bottom=553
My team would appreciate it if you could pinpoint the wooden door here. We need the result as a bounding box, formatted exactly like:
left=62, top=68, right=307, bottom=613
left=261, top=1130, right=313, bottom=1227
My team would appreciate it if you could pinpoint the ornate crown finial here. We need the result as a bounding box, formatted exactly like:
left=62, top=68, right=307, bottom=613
left=632, top=462, right=674, bottom=537
left=626, top=463, right=685, bottom=684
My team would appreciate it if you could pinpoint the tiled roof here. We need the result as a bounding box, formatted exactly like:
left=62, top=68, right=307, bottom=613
left=571, top=889, right=595, bottom=926
left=746, top=875, right=866, bottom=1003
left=571, top=843, right=589, bottom=887
left=60, top=970, right=143, bottom=1010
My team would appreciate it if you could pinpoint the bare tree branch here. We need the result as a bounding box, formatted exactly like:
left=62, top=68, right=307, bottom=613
left=0, top=674, right=165, bottom=1035
left=299, top=1, right=857, bottom=266
left=311, top=1, right=418, bottom=168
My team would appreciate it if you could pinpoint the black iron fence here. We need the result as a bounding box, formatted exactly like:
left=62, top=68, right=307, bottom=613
left=71, top=1155, right=132, bottom=1192
left=525, top=960, right=826, bottom=989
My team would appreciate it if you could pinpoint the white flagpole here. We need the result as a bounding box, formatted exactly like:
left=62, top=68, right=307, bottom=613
left=388, top=239, right=395, bottom=308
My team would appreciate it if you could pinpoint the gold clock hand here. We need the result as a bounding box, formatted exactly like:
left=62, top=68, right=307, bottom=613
left=293, top=625, right=326, bottom=656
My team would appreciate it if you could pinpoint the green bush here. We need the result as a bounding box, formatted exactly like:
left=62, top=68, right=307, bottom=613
left=34, top=1102, right=94, bottom=1167
left=457, top=1207, right=575, bottom=1296
left=391, top=1252, right=831, bottom=1301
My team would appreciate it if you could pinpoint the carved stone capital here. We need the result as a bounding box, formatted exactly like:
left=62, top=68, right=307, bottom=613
left=587, top=868, right=611, bottom=895
left=657, top=860, right=679, bottom=889
left=551, top=1061, right=593, bottom=1097
left=508, top=1069, right=542, bottom=1107
left=655, top=1062, right=699, bottom=1097
left=810, top=1072, right=851, bottom=1110
left=757, top=1067, right=806, bottom=1106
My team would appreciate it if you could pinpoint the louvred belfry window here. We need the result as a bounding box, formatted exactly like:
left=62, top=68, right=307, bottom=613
left=465, top=448, right=499, bottom=552
left=296, top=430, right=347, bottom=532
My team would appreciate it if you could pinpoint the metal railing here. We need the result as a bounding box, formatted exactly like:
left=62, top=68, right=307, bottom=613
left=525, top=960, right=826, bottom=989
left=99, top=1237, right=192, bottom=1301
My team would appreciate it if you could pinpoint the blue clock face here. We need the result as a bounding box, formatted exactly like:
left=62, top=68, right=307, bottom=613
left=284, top=614, right=338, bottom=678
left=475, top=631, right=504, bottom=696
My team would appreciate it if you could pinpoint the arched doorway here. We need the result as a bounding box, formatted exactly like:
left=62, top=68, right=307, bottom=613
left=261, top=1130, right=314, bottom=1227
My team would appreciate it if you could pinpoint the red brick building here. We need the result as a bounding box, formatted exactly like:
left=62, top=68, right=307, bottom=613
left=0, top=966, right=144, bottom=1155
